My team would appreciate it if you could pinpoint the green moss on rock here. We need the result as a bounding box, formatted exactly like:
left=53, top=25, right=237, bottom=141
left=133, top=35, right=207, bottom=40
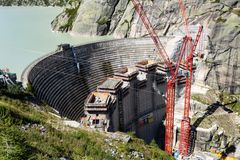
left=59, top=5, right=80, bottom=32
left=216, top=16, right=227, bottom=23
left=210, top=0, right=220, bottom=3
left=97, top=16, right=110, bottom=25
left=232, top=8, right=240, bottom=16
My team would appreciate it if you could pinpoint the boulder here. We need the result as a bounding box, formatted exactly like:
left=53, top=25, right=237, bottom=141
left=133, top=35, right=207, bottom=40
left=70, top=0, right=119, bottom=36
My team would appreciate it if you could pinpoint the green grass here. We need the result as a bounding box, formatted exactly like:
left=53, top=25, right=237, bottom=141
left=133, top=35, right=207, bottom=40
left=0, top=96, right=114, bottom=159
left=192, top=89, right=240, bottom=116
left=191, top=93, right=212, bottom=105
left=112, top=137, right=172, bottom=160
left=0, top=96, right=173, bottom=160
left=191, top=89, right=219, bottom=105
left=210, top=0, right=220, bottom=3
left=220, top=92, right=240, bottom=115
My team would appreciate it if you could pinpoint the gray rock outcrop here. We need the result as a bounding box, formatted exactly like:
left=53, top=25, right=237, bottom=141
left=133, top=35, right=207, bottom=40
left=51, top=0, right=240, bottom=93
left=193, top=1, right=240, bottom=94
left=51, top=1, right=81, bottom=32
left=70, top=0, right=119, bottom=36
left=0, top=0, right=66, bottom=6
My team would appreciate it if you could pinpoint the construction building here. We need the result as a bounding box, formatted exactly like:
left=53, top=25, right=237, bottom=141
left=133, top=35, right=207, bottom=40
left=20, top=0, right=240, bottom=157
left=22, top=36, right=240, bottom=159
left=21, top=37, right=198, bottom=147
left=83, top=60, right=183, bottom=144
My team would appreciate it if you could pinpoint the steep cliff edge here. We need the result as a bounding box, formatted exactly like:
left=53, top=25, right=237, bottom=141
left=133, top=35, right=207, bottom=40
left=52, top=0, right=240, bottom=93
left=51, top=1, right=81, bottom=32
left=192, top=0, right=240, bottom=94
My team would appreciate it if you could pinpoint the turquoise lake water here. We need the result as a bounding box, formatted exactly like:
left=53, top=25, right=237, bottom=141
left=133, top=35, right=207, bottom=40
left=0, top=7, right=112, bottom=79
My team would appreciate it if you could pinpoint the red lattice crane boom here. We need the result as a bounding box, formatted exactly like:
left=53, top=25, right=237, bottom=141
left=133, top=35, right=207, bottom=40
left=130, top=0, right=203, bottom=157
left=178, top=0, right=203, bottom=158
left=130, top=0, right=174, bottom=76
left=130, top=0, right=176, bottom=154
left=178, top=0, right=190, bottom=37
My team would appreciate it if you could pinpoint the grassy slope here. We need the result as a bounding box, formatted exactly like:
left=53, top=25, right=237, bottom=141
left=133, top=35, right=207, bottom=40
left=0, top=96, right=173, bottom=160
left=220, top=93, right=240, bottom=115
left=192, top=90, right=240, bottom=115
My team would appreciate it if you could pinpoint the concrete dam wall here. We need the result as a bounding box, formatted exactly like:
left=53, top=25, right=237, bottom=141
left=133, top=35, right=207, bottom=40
left=23, top=38, right=169, bottom=121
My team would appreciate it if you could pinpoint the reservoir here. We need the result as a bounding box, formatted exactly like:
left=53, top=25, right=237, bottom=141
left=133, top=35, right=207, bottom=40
left=0, top=7, right=112, bottom=79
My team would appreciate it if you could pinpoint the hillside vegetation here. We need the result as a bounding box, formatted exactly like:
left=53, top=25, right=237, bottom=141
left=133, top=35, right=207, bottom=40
left=192, top=90, right=240, bottom=115
left=0, top=95, right=173, bottom=160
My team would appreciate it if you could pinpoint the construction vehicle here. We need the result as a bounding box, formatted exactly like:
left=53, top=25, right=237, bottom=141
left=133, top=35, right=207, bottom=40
left=0, top=69, right=17, bottom=86
left=210, top=149, right=238, bottom=160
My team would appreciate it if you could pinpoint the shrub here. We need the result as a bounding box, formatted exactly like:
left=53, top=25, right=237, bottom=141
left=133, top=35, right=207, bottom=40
left=25, top=83, right=34, bottom=95
left=0, top=126, right=32, bottom=160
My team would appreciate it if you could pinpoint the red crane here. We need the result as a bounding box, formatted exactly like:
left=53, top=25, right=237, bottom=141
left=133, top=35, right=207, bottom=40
left=178, top=0, right=203, bottom=158
left=130, top=0, right=203, bottom=157
left=130, top=0, right=175, bottom=154
left=175, top=25, right=203, bottom=160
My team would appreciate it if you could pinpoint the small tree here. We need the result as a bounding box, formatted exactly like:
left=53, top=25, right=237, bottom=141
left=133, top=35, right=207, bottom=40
left=150, top=139, right=159, bottom=148
left=3, top=84, right=25, bottom=99
left=7, top=85, right=22, bottom=95
left=25, top=83, right=34, bottom=95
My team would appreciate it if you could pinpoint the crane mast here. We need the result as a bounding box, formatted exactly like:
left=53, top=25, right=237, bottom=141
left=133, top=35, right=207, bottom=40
left=130, top=0, right=203, bottom=158
left=130, top=0, right=176, bottom=154
left=178, top=0, right=203, bottom=158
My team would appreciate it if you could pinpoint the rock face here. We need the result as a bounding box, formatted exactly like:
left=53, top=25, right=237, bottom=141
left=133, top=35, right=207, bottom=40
left=51, top=10, right=71, bottom=32
left=192, top=0, right=240, bottom=94
left=192, top=106, right=240, bottom=153
left=52, top=0, right=240, bottom=93
left=0, top=0, right=66, bottom=6
left=203, top=13, right=240, bottom=93
left=51, top=2, right=81, bottom=32
left=71, top=0, right=120, bottom=36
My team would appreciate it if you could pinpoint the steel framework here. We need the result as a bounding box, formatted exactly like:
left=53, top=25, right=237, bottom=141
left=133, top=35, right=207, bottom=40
left=130, top=0, right=203, bottom=158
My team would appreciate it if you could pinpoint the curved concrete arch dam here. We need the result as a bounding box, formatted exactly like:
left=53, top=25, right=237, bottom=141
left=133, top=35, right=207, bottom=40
left=22, top=38, right=170, bottom=120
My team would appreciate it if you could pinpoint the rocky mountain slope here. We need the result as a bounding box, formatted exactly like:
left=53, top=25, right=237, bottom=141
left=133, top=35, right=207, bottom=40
left=52, top=0, right=240, bottom=94
left=0, top=0, right=66, bottom=6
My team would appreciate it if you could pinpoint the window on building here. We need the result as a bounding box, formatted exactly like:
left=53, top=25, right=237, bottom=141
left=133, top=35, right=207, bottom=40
left=92, top=119, right=100, bottom=124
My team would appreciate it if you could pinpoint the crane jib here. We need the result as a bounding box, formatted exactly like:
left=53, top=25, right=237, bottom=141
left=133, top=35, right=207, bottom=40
left=130, top=0, right=203, bottom=157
